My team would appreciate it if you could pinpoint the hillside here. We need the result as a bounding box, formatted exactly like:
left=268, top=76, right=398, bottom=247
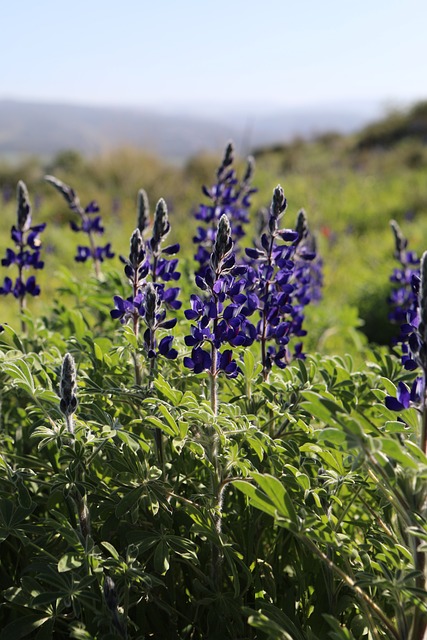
left=0, top=99, right=379, bottom=161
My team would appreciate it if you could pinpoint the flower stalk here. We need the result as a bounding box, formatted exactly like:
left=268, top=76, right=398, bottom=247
left=0, top=181, right=46, bottom=332
left=45, top=175, right=114, bottom=278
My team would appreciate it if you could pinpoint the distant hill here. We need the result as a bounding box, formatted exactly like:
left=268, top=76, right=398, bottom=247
left=0, top=99, right=381, bottom=161
left=356, top=101, right=427, bottom=149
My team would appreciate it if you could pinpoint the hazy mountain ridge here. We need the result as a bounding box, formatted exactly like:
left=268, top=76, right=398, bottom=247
left=0, top=99, right=379, bottom=160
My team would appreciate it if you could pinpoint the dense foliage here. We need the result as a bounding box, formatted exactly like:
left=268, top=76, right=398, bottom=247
left=0, top=128, right=427, bottom=639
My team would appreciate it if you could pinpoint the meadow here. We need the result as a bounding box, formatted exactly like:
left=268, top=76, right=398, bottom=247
left=0, top=104, right=427, bottom=639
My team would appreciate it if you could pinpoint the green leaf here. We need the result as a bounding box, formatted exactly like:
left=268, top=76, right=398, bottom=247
left=233, top=480, right=276, bottom=518
left=69, top=309, right=87, bottom=341
left=145, top=414, right=176, bottom=437
left=122, top=325, right=138, bottom=349
left=316, top=428, right=346, bottom=445
left=405, top=440, right=427, bottom=464
left=157, top=404, right=179, bottom=436
left=100, top=541, right=120, bottom=560
left=17, top=480, right=33, bottom=509
left=0, top=615, right=50, bottom=640
left=154, top=540, right=170, bottom=574
left=115, top=486, right=144, bottom=518
left=154, top=375, right=182, bottom=405
left=3, top=360, right=35, bottom=395
left=58, top=552, right=83, bottom=573
left=252, top=473, right=298, bottom=525
left=379, top=437, right=419, bottom=469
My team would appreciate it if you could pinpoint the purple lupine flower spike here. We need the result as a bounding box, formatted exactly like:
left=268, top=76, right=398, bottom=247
left=184, top=214, right=254, bottom=388
left=387, top=219, right=420, bottom=370
left=193, top=142, right=257, bottom=277
left=45, top=175, right=114, bottom=277
left=111, top=192, right=180, bottom=376
left=0, top=181, right=46, bottom=328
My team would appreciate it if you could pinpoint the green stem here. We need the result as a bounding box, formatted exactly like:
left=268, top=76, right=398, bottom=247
left=210, top=342, right=218, bottom=417
left=261, top=232, right=276, bottom=381
left=17, top=235, right=27, bottom=333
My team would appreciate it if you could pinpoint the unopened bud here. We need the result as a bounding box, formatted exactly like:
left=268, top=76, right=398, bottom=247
left=137, top=189, right=150, bottom=233
left=16, top=181, right=32, bottom=232
left=60, top=353, right=78, bottom=431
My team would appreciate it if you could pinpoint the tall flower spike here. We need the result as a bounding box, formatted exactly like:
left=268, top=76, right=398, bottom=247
left=244, top=184, right=300, bottom=377
left=137, top=188, right=150, bottom=234
left=193, top=142, right=256, bottom=276
left=60, top=353, right=78, bottom=434
left=45, top=175, right=114, bottom=277
left=0, top=181, right=46, bottom=329
left=387, top=220, right=420, bottom=370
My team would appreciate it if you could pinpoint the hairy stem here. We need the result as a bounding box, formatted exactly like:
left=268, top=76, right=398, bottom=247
left=131, top=272, right=142, bottom=386
left=261, top=233, right=276, bottom=381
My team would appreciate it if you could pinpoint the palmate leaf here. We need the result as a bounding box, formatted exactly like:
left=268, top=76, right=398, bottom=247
left=0, top=614, right=52, bottom=640
left=2, top=359, right=36, bottom=395
left=234, top=473, right=298, bottom=531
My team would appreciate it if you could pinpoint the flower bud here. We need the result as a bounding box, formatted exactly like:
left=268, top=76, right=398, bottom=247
left=16, top=181, right=32, bottom=232
left=137, top=188, right=150, bottom=233
left=59, top=353, right=78, bottom=430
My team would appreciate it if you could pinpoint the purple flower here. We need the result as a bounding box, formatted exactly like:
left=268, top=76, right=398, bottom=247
left=385, top=378, right=423, bottom=411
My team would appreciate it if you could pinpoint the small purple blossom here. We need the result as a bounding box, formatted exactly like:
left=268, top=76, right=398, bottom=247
left=385, top=378, right=423, bottom=411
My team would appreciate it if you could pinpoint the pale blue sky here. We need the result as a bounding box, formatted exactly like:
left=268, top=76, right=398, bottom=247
left=1, top=0, right=425, bottom=115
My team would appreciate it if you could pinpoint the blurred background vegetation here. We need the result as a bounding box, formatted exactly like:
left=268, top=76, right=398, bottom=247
left=1, top=101, right=427, bottom=361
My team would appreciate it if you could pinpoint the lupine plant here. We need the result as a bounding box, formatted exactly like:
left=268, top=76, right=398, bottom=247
left=0, top=181, right=46, bottom=330
left=245, top=185, right=300, bottom=378
left=193, top=141, right=256, bottom=276
left=184, top=213, right=255, bottom=412
left=45, top=175, right=114, bottom=278
left=111, top=196, right=179, bottom=386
